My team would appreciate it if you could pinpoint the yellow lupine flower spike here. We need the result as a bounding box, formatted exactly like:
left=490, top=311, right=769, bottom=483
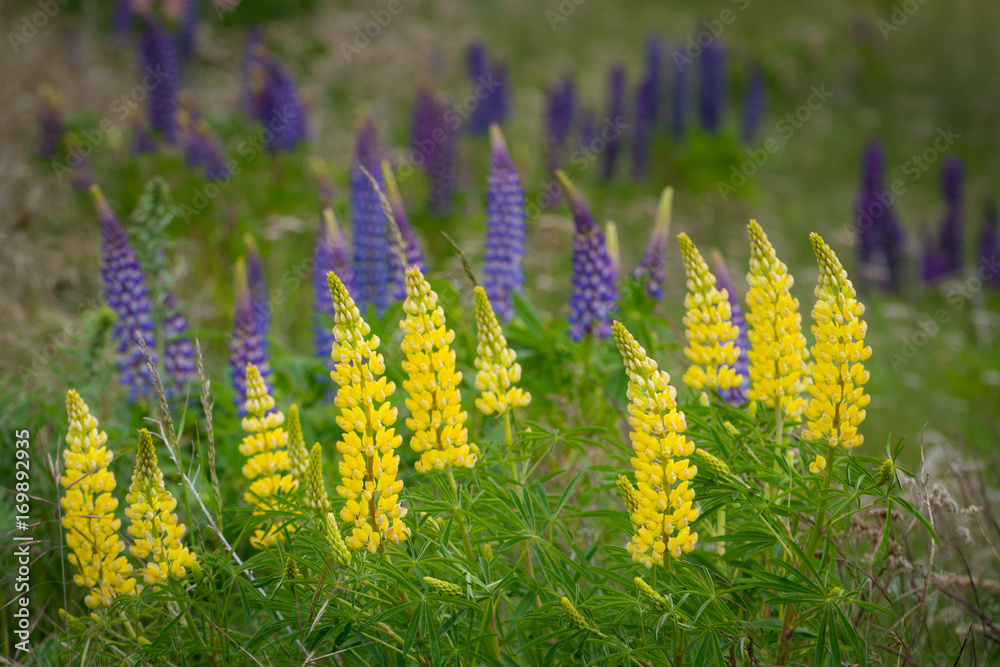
left=240, top=363, right=298, bottom=548
left=62, top=390, right=136, bottom=608
left=745, top=220, right=810, bottom=416
left=327, top=272, right=410, bottom=552
left=612, top=321, right=699, bottom=568
left=677, top=234, right=742, bottom=393
left=803, top=233, right=872, bottom=449
left=125, top=429, right=199, bottom=586
left=472, top=286, right=531, bottom=416
left=400, top=266, right=477, bottom=472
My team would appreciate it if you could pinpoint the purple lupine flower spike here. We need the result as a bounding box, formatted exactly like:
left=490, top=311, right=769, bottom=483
left=466, top=41, right=508, bottom=133
left=634, top=187, right=674, bottom=300
left=856, top=140, right=907, bottom=291
left=632, top=77, right=656, bottom=180
left=66, top=135, right=94, bottom=191
left=350, top=119, right=391, bottom=313
left=711, top=249, right=748, bottom=405
left=92, top=185, right=157, bottom=400
left=698, top=41, right=726, bottom=133
left=645, top=36, right=663, bottom=130
left=140, top=16, right=180, bottom=143
left=113, top=0, right=134, bottom=43
left=939, top=155, right=964, bottom=275
left=544, top=73, right=576, bottom=174
left=37, top=83, right=64, bottom=159
left=920, top=224, right=949, bottom=283
left=600, top=65, right=625, bottom=181
left=243, top=235, right=270, bottom=340
left=483, top=124, right=527, bottom=322
left=382, top=160, right=426, bottom=299
left=161, top=292, right=197, bottom=399
left=671, top=48, right=686, bottom=140
left=980, top=205, right=1000, bottom=289
left=411, top=86, right=437, bottom=155
left=230, top=258, right=270, bottom=412
left=426, top=99, right=458, bottom=217
left=176, top=0, right=196, bottom=60
left=578, top=107, right=596, bottom=152
left=467, top=40, right=486, bottom=82
left=259, top=53, right=308, bottom=151
left=313, top=208, right=353, bottom=361
left=240, top=29, right=265, bottom=117
left=741, top=62, right=765, bottom=143
left=491, top=61, right=510, bottom=128
left=558, top=171, right=618, bottom=341
left=129, top=107, right=156, bottom=154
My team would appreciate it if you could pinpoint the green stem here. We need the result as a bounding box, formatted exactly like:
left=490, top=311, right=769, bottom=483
left=804, top=445, right=837, bottom=561
left=775, top=402, right=784, bottom=448
left=446, top=467, right=475, bottom=559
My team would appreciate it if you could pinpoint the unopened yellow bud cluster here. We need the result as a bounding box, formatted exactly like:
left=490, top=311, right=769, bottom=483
left=400, top=267, right=476, bottom=472
left=803, top=234, right=872, bottom=449
left=125, top=429, right=199, bottom=586
left=472, top=287, right=531, bottom=415
left=328, top=273, right=410, bottom=552
left=240, top=363, right=298, bottom=548
left=744, top=220, right=809, bottom=416
left=613, top=321, right=699, bottom=568
left=677, top=234, right=742, bottom=392
left=61, top=391, right=136, bottom=608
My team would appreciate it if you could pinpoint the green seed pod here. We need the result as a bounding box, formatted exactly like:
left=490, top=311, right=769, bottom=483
left=634, top=577, right=669, bottom=613
left=423, top=576, right=463, bottom=598
left=694, top=448, right=730, bottom=477
left=305, top=443, right=332, bottom=513
left=480, top=543, right=493, bottom=562
left=323, top=513, right=352, bottom=567
left=722, top=420, right=741, bottom=437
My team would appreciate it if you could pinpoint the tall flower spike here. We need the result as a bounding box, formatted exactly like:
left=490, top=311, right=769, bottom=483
left=382, top=160, right=426, bottom=300
left=980, top=205, right=1000, bottom=289
left=671, top=48, right=687, bottom=140
left=125, top=429, right=199, bottom=585
left=632, top=76, right=656, bottom=180
left=244, top=235, right=270, bottom=341
left=350, top=119, right=391, bottom=313
left=62, top=391, right=136, bottom=608
left=230, top=258, right=271, bottom=411
left=612, top=322, right=699, bottom=568
left=741, top=63, right=766, bottom=144
left=286, top=404, right=310, bottom=480
left=743, top=221, right=808, bottom=415
left=939, top=155, right=964, bottom=275
left=634, top=187, right=674, bottom=300
left=400, top=266, right=476, bottom=473
left=305, top=443, right=333, bottom=514
left=322, top=512, right=352, bottom=566
left=543, top=73, right=576, bottom=174
left=698, top=41, right=726, bottom=133
left=483, top=124, right=527, bottom=322
left=313, top=208, right=353, bottom=363
left=473, top=287, right=531, bottom=416
left=162, top=292, right=197, bottom=399
left=711, top=249, right=749, bottom=406
left=677, top=233, right=741, bottom=394
left=240, top=363, right=297, bottom=548
left=803, top=234, right=872, bottom=449
left=93, top=185, right=158, bottom=400
left=558, top=171, right=619, bottom=341
left=600, top=65, right=625, bottom=181
left=328, top=273, right=410, bottom=552
left=856, top=140, right=906, bottom=291
left=37, top=82, right=65, bottom=159
left=140, top=16, right=179, bottom=143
